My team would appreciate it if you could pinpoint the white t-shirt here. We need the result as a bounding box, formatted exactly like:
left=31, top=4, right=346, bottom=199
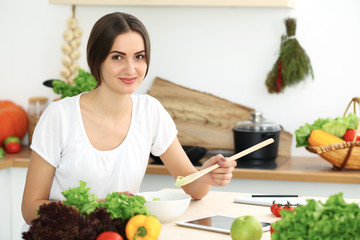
left=30, top=93, right=178, bottom=200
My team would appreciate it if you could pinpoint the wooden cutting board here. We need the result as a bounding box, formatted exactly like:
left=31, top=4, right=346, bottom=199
left=147, top=77, right=292, bottom=165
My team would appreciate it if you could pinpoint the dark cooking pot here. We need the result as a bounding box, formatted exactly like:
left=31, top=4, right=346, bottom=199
left=233, top=112, right=281, bottom=169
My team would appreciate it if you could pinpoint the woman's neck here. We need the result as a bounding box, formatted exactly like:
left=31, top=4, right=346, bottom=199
left=81, top=87, right=133, bottom=119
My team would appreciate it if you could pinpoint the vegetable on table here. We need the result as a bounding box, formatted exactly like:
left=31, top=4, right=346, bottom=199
left=99, top=192, right=151, bottom=220
left=271, top=202, right=296, bottom=218
left=62, top=180, right=151, bottom=219
left=125, top=214, right=161, bottom=240
left=270, top=224, right=276, bottom=235
left=23, top=180, right=153, bottom=240
left=62, top=180, right=99, bottom=214
left=270, top=203, right=280, bottom=214
left=22, top=202, right=128, bottom=240
left=96, top=231, right=123, bottom=240
left=272, top=205, right=284, bottom=217
left=271, top=193, right=360, bottom=239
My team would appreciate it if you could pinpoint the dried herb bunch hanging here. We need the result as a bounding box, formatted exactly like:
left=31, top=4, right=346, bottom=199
left=265, top=18, right=314, bottom=93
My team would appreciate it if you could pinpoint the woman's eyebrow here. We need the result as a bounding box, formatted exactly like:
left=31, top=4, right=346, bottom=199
left=110, top=50, right=145, bottom=56
left=109, top=50, right=145, bottom=55
left=109, top=50, right=126, bottom=55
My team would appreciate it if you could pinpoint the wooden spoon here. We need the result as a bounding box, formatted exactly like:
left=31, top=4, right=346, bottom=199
left=174, top=138, right=274, bottom=187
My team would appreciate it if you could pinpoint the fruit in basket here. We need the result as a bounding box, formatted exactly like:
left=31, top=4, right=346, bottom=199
left=230, top=215, right=262, bottom=240
left=343, top=129, right=360, bottom=142
left=307, top=129, right=344, bottom=147
left=0, top=100, right=28, bottom=147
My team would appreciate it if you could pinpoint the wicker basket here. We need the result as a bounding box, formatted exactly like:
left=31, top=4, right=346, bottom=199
left=306, top=97, right=360, bottom=170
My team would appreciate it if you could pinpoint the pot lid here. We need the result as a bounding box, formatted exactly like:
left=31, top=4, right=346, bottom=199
left=233, top=111, right=281, bottom=132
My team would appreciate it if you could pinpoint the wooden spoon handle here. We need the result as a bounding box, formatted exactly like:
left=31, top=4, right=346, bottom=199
left=175, top=138, right=274, bottom=187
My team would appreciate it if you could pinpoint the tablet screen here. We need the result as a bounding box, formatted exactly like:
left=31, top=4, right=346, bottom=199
left=176, top=214, right=270, bottom=234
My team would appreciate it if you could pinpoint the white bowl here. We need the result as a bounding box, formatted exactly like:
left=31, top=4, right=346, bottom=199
left=137, top=191, right=191, bottom=223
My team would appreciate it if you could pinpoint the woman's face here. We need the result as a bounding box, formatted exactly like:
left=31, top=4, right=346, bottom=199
left=100, top=31, right=147, bottom=95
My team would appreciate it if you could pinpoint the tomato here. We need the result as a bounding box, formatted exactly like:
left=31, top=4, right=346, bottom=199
left=272, top=205, right=284, bottom=217
left=270, top=224, right=275, bottom=234
left=343, top=129, right=360, bottom=142
left=270, top=203, right=279, bottom=214
left=5, top=142, right=21, bottom=153
left=96, top=231, right=123, bottom=240
left=283, top=205, right=295, bottom=211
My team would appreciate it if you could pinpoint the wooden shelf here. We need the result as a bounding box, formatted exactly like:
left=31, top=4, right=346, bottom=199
left=146, top=156, right=360, bottom=184
left=49, top=0, right=295, bottom=8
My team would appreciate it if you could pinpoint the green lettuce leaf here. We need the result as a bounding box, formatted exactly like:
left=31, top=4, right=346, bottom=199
left=62, top=180, right=99, bottom=214
left=99, top=192, right=151, bottom=220
left=271, top=192, right=360, bottom=240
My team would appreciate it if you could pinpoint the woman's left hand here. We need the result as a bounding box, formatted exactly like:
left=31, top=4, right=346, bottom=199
left=200, top=154, right=237, bottom=186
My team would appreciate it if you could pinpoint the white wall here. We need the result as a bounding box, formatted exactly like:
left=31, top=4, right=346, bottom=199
left=1, top=0, right=360, bottom=157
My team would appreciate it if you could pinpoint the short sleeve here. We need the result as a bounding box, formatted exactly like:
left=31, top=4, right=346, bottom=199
left=149, top=96, right=178, bottom=156
left=30, top=101, right=64, bottom=167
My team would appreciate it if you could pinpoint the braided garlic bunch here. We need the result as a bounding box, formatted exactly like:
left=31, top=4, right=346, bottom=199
left=60, top=13, right=82, bottom=85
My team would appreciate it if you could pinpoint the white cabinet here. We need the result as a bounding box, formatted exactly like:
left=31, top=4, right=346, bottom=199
left=0, top=168, right=11, bottom=240
left=0, top=168, right=27, bottom=240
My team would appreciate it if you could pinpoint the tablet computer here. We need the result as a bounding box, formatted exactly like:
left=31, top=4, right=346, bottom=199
left=176, top=214, right=271, bottom=234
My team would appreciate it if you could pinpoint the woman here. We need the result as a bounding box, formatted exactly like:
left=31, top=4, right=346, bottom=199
left=22, top=12, right=236, bottom=225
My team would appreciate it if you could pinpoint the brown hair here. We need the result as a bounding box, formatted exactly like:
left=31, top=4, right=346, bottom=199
left=87, top=12, right=151, bottom=85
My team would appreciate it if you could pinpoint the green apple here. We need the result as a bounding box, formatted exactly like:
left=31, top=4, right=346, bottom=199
left=230, top=215, right=263, bottom=240
left=4, top=136, right=21, bottom=146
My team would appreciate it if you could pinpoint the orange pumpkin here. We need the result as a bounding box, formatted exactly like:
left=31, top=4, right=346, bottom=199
left=0, top=100, right=28, bottom=147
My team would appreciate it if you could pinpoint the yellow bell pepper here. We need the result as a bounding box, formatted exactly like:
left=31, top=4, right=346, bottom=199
left=125, top=214, right=161, bottom=240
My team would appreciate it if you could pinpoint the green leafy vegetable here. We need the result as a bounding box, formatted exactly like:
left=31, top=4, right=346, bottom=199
left=0, top=148, right=4, bottom=159
left=99, top=192, right=151, bottom=220
left=23, top=202, right=128, bottom=240
left=295, top=113, right=359, bottom=147
left=52, top=69, right=97, bottom=98
left=62, top=180, right=99, bottom=214
left=271, top=193, right=360, bottom=240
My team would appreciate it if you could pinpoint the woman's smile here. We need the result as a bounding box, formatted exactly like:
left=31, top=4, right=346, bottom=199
left=119, top=77, right=137, bottom=85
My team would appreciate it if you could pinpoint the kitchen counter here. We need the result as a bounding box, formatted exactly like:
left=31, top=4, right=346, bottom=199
left=1, top=147, right=359, bottom=184
left=158, top=188, right=360, bottom=240
left=148, top=155, right=360, bottom=184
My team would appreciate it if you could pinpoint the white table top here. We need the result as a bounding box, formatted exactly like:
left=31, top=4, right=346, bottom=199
left=158, top=189, right=276, bottom=240
left=158, top=189, right=360, bottom=240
